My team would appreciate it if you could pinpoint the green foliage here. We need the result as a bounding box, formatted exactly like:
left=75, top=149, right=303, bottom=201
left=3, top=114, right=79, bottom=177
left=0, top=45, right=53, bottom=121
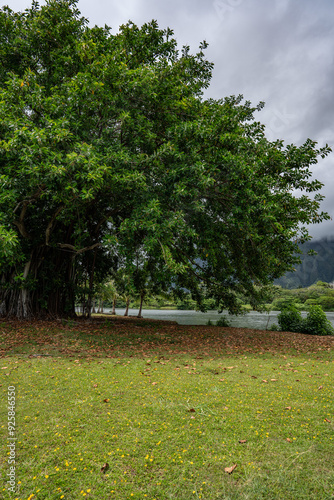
left=277, top=307, right=304, bottom=333
left=302, top=305, right=334, bottom=336
left=278, top=305, right=334, bottom=336
left=216, top=316, right=231, bottom=327
left=0, top=0, right=332, bottom=318
left=267, top=283, right=334, bottom=312
left=269, top=323, right=279, bottom=331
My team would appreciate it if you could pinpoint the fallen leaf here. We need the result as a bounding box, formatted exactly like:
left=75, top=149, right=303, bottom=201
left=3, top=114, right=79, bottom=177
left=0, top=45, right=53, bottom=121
left=285, top=406, right=292, bottom=410
left=1, top=367, right=8, bottom=369
left=325, top=418, right=331, bottom=423
left=103, top=399, right=109, bottom=403
left=251, top=376, right=257, bottom=379
left=286, top=438, right=292, bottom=443
left=224, top=464, right=237, bottom=474
left=101, top=462, right=109, bottom=473
left=93, top=384, right=98, bottom=388
left=152, top=382, right=158, bottom=386
left=239, top=439, right=247, bottom=444
left=188, top=408, right=196, bottom=413
left=318, top=386, right=323, bottom=390
left=262, top=379, right=268, bottom=383
left=219, top=378, right=225, bottom=382
left=270, top=379, right=278, bottom=382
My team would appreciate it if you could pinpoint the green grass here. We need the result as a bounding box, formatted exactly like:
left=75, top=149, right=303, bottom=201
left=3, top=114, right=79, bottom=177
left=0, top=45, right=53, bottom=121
left=1, top=319, right=333, bottom=499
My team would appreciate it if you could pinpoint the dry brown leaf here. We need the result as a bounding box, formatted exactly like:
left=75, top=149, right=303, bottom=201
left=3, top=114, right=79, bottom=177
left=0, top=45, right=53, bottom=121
left=152, top=382, right=158, bottom=386
left=101, top=462, right=109, bottom=473
left=93, top=384, right=98, bottom=388
left=285, top=406, right=292, bottom=410
left=325, top=418, right=331, bottom=423
left=188, top=408, right=196, bottom=413
left=318, top=386, right=323, bottom=390
left=262, top=379, right=268, bottom=383
left=239, top=439, right=247, bottom=444
left=219, top=378, right=225, bottom=382
left=286, top=438, right=292, bottom=443
left=224, top=464, right=237, bottom=474
left=103, top=398, right=109, bottom=403
left=270, top=379, right=278, bottom=382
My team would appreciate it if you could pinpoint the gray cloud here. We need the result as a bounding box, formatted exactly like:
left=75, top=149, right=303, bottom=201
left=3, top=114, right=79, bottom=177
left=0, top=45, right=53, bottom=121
left=6, top=0, right=334, bottom=237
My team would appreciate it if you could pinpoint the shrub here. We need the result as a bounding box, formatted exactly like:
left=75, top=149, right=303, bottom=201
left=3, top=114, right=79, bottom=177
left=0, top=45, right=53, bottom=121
left=216, top=316, right=231, bottom=327
left=278, top=305, right=334, bottom=336
left=277, top=307, right=303, bottom=333
left=206, top=320, right=213, bottom=326
left=302, top=305, right=334, bottom=336
left=317, top=295, right=334, bottom=311
left=269, top=323, right=279, bottom=331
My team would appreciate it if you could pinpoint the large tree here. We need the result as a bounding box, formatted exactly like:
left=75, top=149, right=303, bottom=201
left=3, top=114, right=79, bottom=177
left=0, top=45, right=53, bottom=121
left=0, top=0, right=331, bottom=318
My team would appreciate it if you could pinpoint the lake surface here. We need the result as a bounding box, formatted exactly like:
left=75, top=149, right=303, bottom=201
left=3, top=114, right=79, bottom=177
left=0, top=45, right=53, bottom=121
left=105, top=308, right=334, bottom=329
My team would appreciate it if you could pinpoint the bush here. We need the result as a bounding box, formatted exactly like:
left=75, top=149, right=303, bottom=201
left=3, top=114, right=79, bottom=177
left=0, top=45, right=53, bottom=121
left=269, top=323, right=279, bottom=331
left=216, top=316, right=231, bottom=327
left=302, top=305, right=334, bottom=336
left=317, top=295, right=334, bottom=311
left=277, top=307, right=303, bottom=333
left=277, top=305, right=334, bottom=336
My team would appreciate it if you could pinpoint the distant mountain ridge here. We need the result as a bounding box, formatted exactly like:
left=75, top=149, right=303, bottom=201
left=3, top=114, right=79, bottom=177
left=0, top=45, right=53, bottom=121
left=275, top=238, right=334, bottom=289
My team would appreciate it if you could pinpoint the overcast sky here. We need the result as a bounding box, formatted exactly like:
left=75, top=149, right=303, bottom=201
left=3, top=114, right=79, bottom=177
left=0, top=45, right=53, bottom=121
left=6, top=0, right=334, bottom=239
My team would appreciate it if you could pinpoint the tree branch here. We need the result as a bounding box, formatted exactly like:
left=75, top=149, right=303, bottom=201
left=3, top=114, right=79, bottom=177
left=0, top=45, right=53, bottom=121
left=13, top=201, right=31, bottom=239
left=46, top=205, right=64, bottom=245
left=57, top=242, right=101, bottom=255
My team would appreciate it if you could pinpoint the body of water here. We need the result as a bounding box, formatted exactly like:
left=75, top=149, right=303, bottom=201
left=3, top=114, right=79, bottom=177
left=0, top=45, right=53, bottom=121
left=102, top=308, right=334, bottom=330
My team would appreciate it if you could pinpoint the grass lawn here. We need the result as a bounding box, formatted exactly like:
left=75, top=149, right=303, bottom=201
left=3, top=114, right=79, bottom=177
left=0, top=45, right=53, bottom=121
left=1, top=317, right=333, bottom=500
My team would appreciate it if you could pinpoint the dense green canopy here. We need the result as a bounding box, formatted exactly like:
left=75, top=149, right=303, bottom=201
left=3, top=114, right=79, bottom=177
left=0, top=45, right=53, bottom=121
left=0, top=0, right=331, bottom=318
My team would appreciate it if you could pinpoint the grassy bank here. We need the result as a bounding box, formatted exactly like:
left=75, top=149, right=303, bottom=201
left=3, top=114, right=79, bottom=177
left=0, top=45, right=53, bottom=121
left=1, top=317, right=333, bottom=499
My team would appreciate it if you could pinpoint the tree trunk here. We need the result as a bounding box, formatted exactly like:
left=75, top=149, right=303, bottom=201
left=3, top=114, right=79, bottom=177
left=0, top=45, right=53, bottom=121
left=86, top=247, right=97, bottom=318
left=137, top=292, right=144, bottom=318
left=0, top=246, right=76, bottom=319
left=111, top=296, right=116, bottom=315
left=124, top=297, right=130, bottom=316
